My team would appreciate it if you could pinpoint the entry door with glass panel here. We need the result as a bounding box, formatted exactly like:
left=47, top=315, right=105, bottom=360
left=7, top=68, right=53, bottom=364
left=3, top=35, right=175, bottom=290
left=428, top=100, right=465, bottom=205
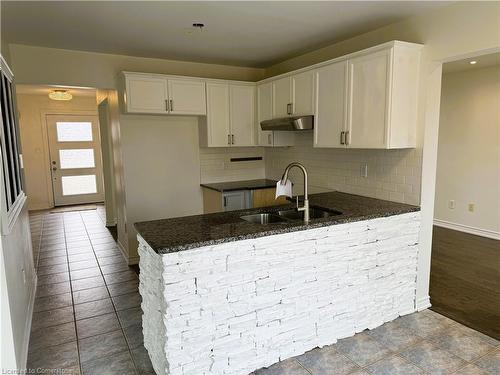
left=46, top=115, right=104, bottom=206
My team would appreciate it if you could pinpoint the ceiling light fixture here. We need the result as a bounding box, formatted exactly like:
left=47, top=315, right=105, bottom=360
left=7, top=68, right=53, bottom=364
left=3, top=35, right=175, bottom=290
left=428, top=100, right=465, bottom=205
left=469, top=60, right=477, bottom=65
left=49, top=90, right=72, bottom=101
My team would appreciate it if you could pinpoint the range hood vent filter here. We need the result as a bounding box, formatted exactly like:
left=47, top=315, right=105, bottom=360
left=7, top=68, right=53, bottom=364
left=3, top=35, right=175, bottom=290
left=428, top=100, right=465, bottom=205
left=260, top=115, right=314, bottom=131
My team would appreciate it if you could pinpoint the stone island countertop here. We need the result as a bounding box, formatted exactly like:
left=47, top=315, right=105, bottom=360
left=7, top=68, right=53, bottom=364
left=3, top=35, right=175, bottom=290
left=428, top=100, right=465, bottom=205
left=134, top=191, right=419, bottom=254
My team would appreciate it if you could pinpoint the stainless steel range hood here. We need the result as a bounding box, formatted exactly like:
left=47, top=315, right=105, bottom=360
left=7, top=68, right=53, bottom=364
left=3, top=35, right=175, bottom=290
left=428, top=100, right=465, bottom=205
left=260, top=115, right=314, bottom=131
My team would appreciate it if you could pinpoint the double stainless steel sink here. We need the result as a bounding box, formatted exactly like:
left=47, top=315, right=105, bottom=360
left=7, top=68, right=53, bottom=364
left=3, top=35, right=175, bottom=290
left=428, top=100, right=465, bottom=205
left=240, top=206, right=342, bottom=225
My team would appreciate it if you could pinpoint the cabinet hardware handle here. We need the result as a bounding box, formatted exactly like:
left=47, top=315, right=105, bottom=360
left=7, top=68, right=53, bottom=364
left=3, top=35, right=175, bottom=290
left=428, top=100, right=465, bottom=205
left=340, top=131, right=345, bottom=145
left=345, top=130, right=350, bottom=145
left=223, top=196, right=227, bottom=207
left=165, top=100, right=169, bottom=112
left=287, top=103, right=293, bottom=115
left=231, top=134, right=235, bottom=145
left=170, top=99, right=173, bottom=111
left=268, top=133, right=272, bottom=145
left=228, top=134, right=231, bottom=145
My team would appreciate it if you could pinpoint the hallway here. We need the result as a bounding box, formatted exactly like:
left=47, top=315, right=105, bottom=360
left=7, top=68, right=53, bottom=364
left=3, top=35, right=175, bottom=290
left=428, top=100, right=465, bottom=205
left=27, top=207, right=154, bottom=374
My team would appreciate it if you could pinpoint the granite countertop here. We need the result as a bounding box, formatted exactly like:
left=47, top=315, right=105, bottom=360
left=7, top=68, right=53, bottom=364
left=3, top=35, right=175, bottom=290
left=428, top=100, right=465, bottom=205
left=134, top=191, right=420, bottom=254
left=200, top=179, right=278, bottom=192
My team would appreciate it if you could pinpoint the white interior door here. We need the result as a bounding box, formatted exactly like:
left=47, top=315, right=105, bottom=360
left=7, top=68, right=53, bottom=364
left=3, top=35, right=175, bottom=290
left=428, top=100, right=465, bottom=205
left=46, top=115, right=104, bottom=206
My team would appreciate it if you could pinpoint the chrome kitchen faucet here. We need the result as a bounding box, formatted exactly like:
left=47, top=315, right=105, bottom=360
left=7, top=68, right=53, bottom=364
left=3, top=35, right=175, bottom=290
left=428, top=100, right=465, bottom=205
left=280, top=162, right=310, bottom=224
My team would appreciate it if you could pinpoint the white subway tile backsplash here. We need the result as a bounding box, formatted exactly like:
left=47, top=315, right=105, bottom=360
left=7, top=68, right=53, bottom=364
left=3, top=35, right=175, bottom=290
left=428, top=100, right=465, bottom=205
left=265, top=133, right=421, bottom=205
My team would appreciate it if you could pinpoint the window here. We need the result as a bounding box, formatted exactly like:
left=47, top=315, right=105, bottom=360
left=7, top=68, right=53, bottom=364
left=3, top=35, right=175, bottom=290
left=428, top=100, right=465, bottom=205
left=1, top=56, right=25, bottom=232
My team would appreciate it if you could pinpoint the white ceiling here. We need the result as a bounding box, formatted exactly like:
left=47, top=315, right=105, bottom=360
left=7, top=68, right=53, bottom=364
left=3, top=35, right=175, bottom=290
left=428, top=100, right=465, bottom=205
left=443, top=52, right=500, bottom=74
left=2, top=1, right=449, bottom=68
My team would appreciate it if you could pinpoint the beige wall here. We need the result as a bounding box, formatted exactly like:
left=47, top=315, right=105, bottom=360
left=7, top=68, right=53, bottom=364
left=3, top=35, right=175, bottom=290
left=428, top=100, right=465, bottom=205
left=435, top=65, right=500, bottom=236
left=8, top=44, right=264, bottom=89
left=16, top=93, right=98, bottom=210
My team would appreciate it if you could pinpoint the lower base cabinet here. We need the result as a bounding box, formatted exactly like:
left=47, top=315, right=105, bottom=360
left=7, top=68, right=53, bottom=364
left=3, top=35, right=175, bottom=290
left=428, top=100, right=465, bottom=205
left=202, top=187, right=288, bottom=213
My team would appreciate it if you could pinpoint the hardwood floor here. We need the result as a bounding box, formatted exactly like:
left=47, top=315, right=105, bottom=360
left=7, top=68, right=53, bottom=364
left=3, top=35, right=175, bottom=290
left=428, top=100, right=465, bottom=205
left=430, top=226, right=500, bottom=340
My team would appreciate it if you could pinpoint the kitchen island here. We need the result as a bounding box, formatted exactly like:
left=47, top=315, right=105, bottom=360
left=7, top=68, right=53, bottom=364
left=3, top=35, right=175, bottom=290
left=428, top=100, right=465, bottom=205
left=135, top=192, right=420, bottom=375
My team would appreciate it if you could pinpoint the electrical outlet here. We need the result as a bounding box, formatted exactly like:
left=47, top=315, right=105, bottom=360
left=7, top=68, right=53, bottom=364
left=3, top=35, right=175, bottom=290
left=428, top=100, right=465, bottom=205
left=360, top=164, right=368, bottom=178
left=448, top=200, right=455, bottom=209
left=468, top=203, right=475, bottom=212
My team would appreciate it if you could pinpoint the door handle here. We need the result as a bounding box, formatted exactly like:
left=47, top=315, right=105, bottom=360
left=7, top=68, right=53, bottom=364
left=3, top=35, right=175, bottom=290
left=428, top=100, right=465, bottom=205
left=228, top=134, right=231, bottom=145
left=223, top=196, right=227, bottom=207
left=345, top=130, right=350, bottom=145
left=287, top=103, right=293, bottom=115
left=340, top=131, right=345, bottom=145
left=231, top=134, right=235, bottom=145
left=268, top=133, right=272, bottom=145
left=170, top=99, right=173, bottom=111
left=165, top=99, right=169, bottom=112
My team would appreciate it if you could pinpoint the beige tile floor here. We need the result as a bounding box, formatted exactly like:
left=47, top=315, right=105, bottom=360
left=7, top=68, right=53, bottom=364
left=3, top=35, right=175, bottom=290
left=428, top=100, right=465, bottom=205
left=27, top=207, right=500, bottom=375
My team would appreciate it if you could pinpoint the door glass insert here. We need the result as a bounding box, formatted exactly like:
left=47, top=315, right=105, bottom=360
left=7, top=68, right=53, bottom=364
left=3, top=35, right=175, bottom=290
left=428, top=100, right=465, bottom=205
left=61, top=175, right=97, bottom=196
left=56, top=122, right=93, bottom=142
left=59, top=149, right=95, bottom=169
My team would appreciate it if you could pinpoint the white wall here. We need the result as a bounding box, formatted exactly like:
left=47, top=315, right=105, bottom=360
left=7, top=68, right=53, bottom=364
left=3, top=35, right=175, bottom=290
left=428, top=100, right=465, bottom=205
left=16, top=93, right=98, bottom=210
left=434, top=65, right=500, bottom=237
left=119, top=115, right=203, bottom=262
left=1, top=204, right=36, bottom=370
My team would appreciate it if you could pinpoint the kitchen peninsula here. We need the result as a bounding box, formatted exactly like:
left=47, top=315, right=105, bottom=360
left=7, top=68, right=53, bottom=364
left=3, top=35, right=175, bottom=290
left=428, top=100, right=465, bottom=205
left=135, top=192, right=420, bottom=375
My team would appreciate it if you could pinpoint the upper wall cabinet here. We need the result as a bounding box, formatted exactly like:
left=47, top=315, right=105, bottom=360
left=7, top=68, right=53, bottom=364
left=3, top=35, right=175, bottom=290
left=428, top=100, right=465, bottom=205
left=257, top=82, right=294, bottom=147
left=200, top=82, right=255, bottom=147
left=271, top=71, right=315, bottom=118
left=313, top=42, right=422, bottom=149
left=123, top=72, right=206, bottom=115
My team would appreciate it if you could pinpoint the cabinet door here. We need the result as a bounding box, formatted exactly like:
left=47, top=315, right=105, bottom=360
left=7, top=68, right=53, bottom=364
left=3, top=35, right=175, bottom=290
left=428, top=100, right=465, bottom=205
left=314, top=61, right=347, bottom=148
left=125, top=75, right=168, bottom=114
left=272, top=77, right=292, bottom=118
left=206, top=83, right=231, bottom=147
left=291, top=70, right=315, bottom=116
left=257, top=83, right=273, bottom=146
left=222, top=191, right=247, bottom=211
left=347, top=50, right=390, bottom=148
left=230, top=84, right=255, bottom=147
left=167, top=78, right=207, bottom=115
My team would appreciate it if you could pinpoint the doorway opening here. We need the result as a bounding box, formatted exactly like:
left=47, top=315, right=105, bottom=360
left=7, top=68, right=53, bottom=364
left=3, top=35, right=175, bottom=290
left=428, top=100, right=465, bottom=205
left=15, top=85, right=108, bottom=209
left=430, top=52, right=500, bottom=340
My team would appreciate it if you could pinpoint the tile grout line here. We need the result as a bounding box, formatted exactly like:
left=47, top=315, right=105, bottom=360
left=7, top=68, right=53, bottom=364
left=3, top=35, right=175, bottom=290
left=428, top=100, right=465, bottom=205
left=79, top=210, right=140, bottom=375
left=62, top=212, right=84, bottom=375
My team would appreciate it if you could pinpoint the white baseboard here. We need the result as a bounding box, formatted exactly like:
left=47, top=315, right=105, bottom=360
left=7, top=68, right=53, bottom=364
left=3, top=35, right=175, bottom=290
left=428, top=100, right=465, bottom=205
left=21, top=274, right=37, bottom=368
left=434, top=219, right=500, bottom=240
left=416, top=295, right=431, bottom=311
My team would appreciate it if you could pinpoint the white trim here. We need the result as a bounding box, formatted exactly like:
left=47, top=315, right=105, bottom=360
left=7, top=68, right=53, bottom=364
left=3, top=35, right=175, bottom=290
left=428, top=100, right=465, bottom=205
left=434, top=219, right=500, bottom=240
left=416, top=295, right=431, bottom=311
left=105, top=217, right=117, bottom=227
left=20, top=273, right=37, bottom=369
left=117, top=239, right=138, bottom=265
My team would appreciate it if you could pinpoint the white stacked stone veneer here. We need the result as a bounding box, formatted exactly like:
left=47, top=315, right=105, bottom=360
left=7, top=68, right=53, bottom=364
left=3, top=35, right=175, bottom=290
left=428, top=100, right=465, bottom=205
left=138, top=212, right=420, bottom=375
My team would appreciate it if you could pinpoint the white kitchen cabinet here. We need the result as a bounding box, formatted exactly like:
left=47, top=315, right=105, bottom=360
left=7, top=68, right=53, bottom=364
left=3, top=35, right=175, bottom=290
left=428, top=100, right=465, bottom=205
left=312, top=43, right=421, bottom=149
left=201, top=82, right=255, bottom=147
left=314, top=61, right=347, bottom=148
left=124, top=75, right=168, bottom=114
left=272, top=77, right=292, bottom=118
left=123, top=72, right=206, bottom=115
left=257, top=82, right=294, bottom=147
left=272, top=72, right=315, bottom=118
left=167, top=78, right=207, bottom=115
left=230, top=85, right=255, bottom=146
left=205, top=82, right=231, bottom=147
left=291, top=70, right=315, bottom=116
